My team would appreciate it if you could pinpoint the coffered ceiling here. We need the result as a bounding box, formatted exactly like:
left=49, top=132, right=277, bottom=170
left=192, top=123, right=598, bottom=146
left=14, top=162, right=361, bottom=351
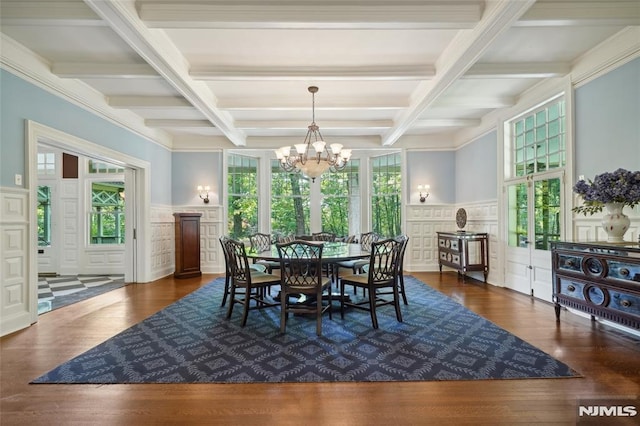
left=1, top=1, right=638, bottom=151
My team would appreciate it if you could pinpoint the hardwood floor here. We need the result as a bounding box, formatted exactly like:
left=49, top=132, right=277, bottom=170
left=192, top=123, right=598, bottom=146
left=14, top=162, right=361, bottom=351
left=2, top=272, right=639, bottom=425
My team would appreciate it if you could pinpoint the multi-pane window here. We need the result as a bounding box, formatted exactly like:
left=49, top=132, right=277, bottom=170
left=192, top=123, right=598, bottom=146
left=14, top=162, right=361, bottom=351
left=88, top=160, right=124, bottom=174
left=37, top=186, right=52, bottom=246
left=371, top=153, right=402, bottom=238
left=90, top=181, right=125, bottom=244
left=320, top=160, right=360, bottom=237
left=271, top=160, right=311, bottom=237
left=37, top=153, right=56, bottom=175
left=511, top=98, right=565, bottom=177
left=227, top=154, right=259, bottom=239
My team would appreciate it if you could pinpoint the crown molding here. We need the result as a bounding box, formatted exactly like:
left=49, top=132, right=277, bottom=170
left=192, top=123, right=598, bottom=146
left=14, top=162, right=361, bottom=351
left=0, top=33, right=174, bottom=150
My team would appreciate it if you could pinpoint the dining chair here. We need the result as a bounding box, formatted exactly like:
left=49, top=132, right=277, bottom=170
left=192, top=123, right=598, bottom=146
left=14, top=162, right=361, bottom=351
left=375, top=234, right=409, bottom=305
left=395, top=234, right=409, bottom=305
left=339, top=238, right=403, bottom=329
left=224, top=238, right=280, bottom=327
left=219, top=236, right=268, bottom=307
left=249, top=232, right=280, bottom=274
left=335, top=231, right=379, bottom=274
left=276, top=240, right=332, bottom=336
left=311, top=232, right=336, bottom=242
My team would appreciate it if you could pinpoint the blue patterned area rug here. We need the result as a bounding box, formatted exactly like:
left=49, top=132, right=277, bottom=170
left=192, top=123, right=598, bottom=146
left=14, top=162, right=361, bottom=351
left=32, top=276, right=579, bottom=384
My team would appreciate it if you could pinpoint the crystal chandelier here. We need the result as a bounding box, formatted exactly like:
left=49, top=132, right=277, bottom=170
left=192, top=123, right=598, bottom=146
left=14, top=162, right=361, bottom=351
left=274, top=86, right=352, bottom=182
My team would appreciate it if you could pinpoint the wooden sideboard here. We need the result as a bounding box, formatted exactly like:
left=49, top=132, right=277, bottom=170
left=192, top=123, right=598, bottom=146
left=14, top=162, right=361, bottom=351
left=437, top=232, right=489, bottom=282
left=551, top=241, right=640, bottom=330
left=173, top=212, right=202, bottom=279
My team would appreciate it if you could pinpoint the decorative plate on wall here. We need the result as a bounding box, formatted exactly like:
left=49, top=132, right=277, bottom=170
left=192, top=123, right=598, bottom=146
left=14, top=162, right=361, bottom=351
left=456, top=208, right=467, bottom=230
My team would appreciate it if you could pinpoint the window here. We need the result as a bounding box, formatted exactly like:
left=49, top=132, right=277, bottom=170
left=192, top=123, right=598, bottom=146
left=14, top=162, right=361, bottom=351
left=37, top=152, right=55, bottom=175
left=90, top=181, right=125, bottom=244
left=511, top=98, right=565, bottom=177
left=506, top=96, right=565, bottom=251
left=37, top=186, right=52, bottom=246
left=320, top=160, right=360, bottom=237
left=271, top=160, right=310, bottom=236
left=371, top=153, right=402, bottom=238
left=88, top=159, right=124, bottom=174
left=227, top=154, right=259, bottom=239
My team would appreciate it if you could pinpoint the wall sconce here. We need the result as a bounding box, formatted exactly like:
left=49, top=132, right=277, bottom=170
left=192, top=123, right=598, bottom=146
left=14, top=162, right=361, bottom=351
left=197, top=185, right=210, bottom=204
left=418, top=184, right=430, bottom=203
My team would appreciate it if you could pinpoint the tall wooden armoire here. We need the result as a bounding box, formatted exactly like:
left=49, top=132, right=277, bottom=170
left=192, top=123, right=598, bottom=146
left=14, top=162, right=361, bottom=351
left=173, top=212, right=202, bottom=279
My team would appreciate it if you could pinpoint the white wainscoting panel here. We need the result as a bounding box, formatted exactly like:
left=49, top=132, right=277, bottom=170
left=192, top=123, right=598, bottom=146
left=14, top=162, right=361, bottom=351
left=405, top=201, right=498, bottom=284
left=573, top=206, right=639, bottom=244
left=150, top=205, right=175, bottom=281
left=0, top=187, right=32, bottom=336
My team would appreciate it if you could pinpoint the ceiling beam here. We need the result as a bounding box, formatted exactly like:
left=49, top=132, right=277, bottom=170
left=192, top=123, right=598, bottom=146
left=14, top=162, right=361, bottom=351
left=191, top=65, right=435, bottom=81
left=145, top=119, right=214, bottom=128
left=413, top=119, right=481, bottom=128
left=109, top=96, right=193, bottom=108
left=382, top=0, right=538, bottom=146
left=236, top=120, right=393, bottom=130
left=139, top=2, right=483, bottom=30
left=465, top=62, right=571, bottom=79
left=52, top=62, right=159, bottom=79
left=0, top=1, right=105, bottom=26
left=219, top=98, right=407, bottom=111
left=517, top=1, right=640, bottom=27
left=432, top=96, right=515, bottom=109
left=84, top=0, right=246, bottom=146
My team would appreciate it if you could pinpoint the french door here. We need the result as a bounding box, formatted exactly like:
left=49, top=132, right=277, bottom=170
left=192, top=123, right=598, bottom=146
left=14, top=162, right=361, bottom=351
left=504, top=171, right=564, bottom=302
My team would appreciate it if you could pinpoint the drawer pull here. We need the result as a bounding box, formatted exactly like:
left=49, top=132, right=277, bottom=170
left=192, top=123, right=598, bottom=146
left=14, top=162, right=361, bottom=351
left=619, top=268, right=630, bottom=277
left=567, top=285, right=576, bottom=292
left=620, top=299, right=632, bottom=308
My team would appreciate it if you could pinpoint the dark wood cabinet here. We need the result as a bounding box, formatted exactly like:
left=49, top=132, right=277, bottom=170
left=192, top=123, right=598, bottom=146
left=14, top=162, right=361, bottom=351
left=551, top=241, right=640, bottom=330
left=437, top=232, right=489, bottom=282
left=173, top=213, right=202, bottom=279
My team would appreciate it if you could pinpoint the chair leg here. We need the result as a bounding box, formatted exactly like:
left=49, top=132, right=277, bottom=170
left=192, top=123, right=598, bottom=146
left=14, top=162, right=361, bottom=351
left=340, top=280, right=346, bottom=319
left=280, top=290, right=287, bottom=334
left=399, top=274, right=408, bottom=305
left=316, top=289, right=322, bottom=336
left=240, top=286, right=251, bottom=327
left=226, top=285, right=236, bottom=319
left=369, top=287, right=378, bottom=329
left=393, top=285, right=403, bottom=323
left=221, top=274, right=230, bottom=307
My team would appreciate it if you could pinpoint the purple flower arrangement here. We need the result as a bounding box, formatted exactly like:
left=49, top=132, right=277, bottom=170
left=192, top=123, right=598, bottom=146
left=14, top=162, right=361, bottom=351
left=573, top=168, right=640, bottom=215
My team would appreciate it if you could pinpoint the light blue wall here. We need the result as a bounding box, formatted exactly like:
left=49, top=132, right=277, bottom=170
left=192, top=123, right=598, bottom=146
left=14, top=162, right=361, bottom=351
left=172, top=152, right=223, bottom=205
left=455, top=131, right=498, bottom=203
left=0, top=69, right=172, bottom=205
left=574, top=58, right=640, bottom=178
left=407, top=150, right=456, bottom=204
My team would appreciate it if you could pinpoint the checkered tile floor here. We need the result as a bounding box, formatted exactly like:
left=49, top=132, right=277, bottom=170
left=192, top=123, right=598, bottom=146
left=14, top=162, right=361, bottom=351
left=38, top=275, right=125, bottom=301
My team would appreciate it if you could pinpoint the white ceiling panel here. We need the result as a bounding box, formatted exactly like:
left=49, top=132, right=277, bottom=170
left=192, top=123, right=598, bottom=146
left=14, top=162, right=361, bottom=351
left=1, top=0, right=634, bottom=149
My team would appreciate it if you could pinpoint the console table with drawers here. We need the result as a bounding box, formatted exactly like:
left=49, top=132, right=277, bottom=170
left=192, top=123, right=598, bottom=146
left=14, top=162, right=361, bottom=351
left=551, top=241, right=640, bottom=329
left=437, top=231, right=489, bottom=282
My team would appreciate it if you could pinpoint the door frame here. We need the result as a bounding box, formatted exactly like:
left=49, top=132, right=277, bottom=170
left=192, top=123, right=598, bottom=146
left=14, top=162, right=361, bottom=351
left=26, top=121, right=151, bottom=323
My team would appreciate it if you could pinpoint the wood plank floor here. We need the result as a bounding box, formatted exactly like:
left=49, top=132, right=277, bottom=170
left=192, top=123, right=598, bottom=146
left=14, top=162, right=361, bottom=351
left=2, top=272, right=639, bottom=425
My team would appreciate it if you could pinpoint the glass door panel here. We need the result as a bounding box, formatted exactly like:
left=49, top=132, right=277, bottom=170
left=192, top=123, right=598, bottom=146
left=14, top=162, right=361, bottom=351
left=507, top=182, right=529, bottom=248
left=534, top=177, right=561, bottom=250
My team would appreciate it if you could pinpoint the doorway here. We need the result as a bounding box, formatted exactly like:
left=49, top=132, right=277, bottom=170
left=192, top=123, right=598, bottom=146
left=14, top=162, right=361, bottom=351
left=27, top=121, right=151, bottom=323
left=504, top=172, right=564, bottom=302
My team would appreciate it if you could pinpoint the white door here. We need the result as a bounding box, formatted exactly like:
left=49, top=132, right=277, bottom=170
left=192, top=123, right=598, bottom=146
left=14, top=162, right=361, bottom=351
left=37, top=183, right=58, bottom=275
left=504, top=172, right=564, bottom=302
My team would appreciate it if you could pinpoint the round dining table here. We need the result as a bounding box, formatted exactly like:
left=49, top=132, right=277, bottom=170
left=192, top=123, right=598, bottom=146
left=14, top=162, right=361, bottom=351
left=245, top=241, right=370, bottom=263
left=245, top=241, right=370, bottom=298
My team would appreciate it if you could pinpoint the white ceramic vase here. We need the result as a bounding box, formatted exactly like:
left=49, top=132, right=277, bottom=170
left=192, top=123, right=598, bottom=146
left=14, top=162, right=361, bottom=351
left=601, top=202, right=630, bottom=243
